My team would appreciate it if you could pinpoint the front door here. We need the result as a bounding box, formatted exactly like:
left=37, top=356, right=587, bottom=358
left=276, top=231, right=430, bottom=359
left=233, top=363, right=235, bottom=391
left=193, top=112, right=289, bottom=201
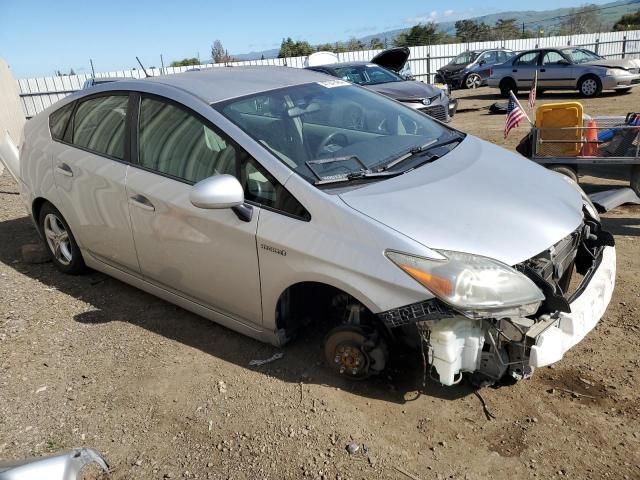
left=125, top=95, right=264, bottom=326
left=539, top=51, right=575, bottom=89
left=52, top=93, right=140, bottom=275
left=511, top=51, right=540, bottom=90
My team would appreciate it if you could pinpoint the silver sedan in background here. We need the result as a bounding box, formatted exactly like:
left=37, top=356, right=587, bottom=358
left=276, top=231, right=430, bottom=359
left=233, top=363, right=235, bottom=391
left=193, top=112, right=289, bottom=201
left=488, top=47, right=640, bottom=97
left=1, top=67, right=616, bottom=387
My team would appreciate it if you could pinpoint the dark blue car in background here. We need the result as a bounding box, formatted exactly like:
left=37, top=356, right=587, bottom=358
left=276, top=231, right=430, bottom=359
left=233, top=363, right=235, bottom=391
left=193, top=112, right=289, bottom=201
left=435, top=48, right=515, bottom=89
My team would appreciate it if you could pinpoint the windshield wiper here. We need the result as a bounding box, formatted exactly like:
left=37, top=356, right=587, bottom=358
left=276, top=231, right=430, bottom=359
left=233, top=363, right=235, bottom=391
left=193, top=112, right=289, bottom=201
left=314, top=169, right=400, bottom=185
left=380, top=133, right=464, bottom=172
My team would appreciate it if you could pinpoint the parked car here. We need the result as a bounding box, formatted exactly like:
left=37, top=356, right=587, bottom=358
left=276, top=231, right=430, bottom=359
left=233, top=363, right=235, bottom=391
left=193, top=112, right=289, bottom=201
left=306, top=47, right=457, bottom=123
left=2, top=67, right=616, bottom=387
left=82, top=77, right=122, bottom=89
left=435, top=48, right=515, bottom=89
left=488, top=47, right=640, bottom=97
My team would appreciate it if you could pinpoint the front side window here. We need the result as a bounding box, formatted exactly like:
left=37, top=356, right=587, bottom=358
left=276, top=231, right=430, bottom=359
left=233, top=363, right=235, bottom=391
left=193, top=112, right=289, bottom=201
left=72, top=95, right=128, bottom=159
left=451, top=51, right=479, bottom=65
left=216, top=82, right=458, bottom=184
left=138, top=97, right=307, bottom=217
left=49, top=102, right=74, bottom=141
left=479, top=51, right=498, bottom=64
left=516, top=52, right=539, bottom=66
left=542, top=51, right=567, bottom=65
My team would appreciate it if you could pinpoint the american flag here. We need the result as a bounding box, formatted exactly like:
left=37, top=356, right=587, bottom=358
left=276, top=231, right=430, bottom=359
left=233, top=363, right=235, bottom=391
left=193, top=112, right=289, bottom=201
left=504, top=92, right=527, bottom=139
left=528, top=70, right=538, bottom=110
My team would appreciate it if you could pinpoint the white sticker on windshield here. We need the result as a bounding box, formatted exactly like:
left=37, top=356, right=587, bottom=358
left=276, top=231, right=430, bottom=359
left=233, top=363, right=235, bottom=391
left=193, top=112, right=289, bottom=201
left=317, top=79, right=350, bottom=88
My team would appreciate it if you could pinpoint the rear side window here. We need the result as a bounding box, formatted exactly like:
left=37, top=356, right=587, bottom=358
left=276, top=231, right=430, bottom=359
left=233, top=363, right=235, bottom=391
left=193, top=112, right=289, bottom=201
left=49, top=102, right=74, bottom=141
left=72, top=95, right=128, bottom=159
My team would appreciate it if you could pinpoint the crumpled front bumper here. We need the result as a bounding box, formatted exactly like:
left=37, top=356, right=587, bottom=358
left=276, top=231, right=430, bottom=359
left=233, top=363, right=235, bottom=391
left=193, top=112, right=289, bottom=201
left=529, top=245, right=616, bottom=367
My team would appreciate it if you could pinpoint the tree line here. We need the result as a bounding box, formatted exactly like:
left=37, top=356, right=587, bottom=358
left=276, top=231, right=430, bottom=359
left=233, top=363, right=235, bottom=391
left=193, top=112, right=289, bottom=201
left=167, top=7, right=640, bottom=66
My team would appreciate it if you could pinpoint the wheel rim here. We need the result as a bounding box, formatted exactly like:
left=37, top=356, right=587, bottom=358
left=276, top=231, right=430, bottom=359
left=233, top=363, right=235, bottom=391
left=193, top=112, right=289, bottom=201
left=582, top=79, right=597, bottom=96
left=43, top=213, right=72, bottom=266
left=466, top=74, right=480, bottom=89
left=332, top=341, right=369, bottom=378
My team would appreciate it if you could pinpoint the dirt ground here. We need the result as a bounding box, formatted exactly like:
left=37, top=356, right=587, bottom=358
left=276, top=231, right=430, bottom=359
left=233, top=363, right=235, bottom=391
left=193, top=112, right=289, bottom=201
left=1, top=86, right=639, bottom=480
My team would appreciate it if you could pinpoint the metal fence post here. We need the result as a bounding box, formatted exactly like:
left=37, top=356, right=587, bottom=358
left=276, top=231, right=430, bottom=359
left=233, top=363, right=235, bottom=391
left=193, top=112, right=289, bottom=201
left=426, top=51, right=431, bottom=83
left=622, top=35, right=627, bottom=58
left=594, top=38, right=599, bottom=55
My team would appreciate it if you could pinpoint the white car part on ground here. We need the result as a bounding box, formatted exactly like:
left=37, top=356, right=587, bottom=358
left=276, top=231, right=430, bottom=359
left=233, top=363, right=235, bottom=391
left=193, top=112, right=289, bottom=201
left=0, top=130, right=20, bottom=181
left=0, top=448, right=108, bottom=479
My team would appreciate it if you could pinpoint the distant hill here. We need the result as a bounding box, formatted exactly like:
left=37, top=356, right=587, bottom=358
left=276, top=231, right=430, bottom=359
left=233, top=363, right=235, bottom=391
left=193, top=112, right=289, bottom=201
left=233, top=0, right=640, bottom=60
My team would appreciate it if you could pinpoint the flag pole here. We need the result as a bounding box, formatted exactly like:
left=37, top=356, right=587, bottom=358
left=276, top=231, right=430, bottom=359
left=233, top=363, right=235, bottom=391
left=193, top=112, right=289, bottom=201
left=510, top=90, right=533, bottom=126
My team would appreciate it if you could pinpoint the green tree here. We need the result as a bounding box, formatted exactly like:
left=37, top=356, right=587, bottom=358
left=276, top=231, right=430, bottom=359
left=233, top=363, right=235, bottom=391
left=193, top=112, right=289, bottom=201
left=278, top=37, right=314, bottom=58
left=559, top=5, right=601, bottom=35
left=368, top=37, right=384, bottom=49
left=493, top=19, right=520, bottom=40
left=316, top=43, right=334, bottom=52
left=613, top=9, right=640, bottom=30
left=455, top=20, right=493, bottom=42
left=345, top=37, right=365, bottom=50
left=169, top=57, right=199, bottom=67
left=394, top=22, right=451, bottom=47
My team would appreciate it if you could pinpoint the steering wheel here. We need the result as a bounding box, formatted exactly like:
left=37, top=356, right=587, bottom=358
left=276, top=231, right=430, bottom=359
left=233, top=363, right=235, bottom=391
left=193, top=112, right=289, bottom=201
left=315, top=132, right=349, bottom=157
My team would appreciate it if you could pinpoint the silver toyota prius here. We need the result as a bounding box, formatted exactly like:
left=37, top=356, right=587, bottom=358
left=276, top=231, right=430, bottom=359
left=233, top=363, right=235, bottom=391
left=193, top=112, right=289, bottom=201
left=6, top=66, right=616, bottom=387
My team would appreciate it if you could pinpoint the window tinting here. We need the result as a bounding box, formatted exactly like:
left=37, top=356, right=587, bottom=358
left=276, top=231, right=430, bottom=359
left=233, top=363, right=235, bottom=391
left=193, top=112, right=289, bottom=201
left=72, top=95, right=128, bottom=159
left=49, top=102, right=74, bottom=141
left=139, top=97, right=308, bottom=218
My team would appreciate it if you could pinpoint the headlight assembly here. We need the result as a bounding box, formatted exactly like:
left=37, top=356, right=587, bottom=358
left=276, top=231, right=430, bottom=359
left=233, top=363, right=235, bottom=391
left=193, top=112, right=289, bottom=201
left=385, top=250, right=545, bottom=319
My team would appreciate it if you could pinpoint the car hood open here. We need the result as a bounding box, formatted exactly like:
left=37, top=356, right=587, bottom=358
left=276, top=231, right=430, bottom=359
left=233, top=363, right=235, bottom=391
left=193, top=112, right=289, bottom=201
left=370, top=47, right=410, bottom=73
left=367, top=80, right=442, bottom=101
left=339, top=136, right=584, bottom=266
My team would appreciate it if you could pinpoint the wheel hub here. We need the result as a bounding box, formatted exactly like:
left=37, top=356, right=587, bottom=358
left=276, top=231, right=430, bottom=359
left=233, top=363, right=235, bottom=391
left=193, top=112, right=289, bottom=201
left=334, top=344, right=367, bottom=376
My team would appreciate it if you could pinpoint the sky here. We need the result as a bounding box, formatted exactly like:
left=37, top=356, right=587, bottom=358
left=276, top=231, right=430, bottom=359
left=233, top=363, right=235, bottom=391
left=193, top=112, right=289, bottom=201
left=0, top=0, right=614, bottom=79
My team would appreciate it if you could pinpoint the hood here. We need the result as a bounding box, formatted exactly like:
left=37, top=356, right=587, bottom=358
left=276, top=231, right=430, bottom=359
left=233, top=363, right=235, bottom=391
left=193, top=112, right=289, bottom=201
left=370, top=47, right=410, bottom=73
left=367, top=80, right=442, bottom=101
left=339, top=136, right=584, bottom=266
left=583, top=58, right=640, bottom=70
left=437, top=63, right=468, bottom=74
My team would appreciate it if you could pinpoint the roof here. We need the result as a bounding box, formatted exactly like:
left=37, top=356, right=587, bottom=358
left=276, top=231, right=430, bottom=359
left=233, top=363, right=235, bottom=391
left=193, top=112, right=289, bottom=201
left=308, top=61, right=370, bottom=69
left=143, top=66, right=331, bottom=103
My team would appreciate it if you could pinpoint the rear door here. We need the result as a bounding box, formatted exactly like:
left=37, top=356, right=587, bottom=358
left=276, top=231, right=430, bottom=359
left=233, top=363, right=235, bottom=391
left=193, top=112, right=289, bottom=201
left=511, top=51, right=540, bottom=89
left=51, top=93, right=140, bottom=275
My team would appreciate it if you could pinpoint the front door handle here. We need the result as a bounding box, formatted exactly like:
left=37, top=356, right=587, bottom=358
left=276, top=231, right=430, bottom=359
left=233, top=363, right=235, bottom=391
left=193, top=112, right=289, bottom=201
left=512, top=69, right=518, bottom=72
left=56, top=163, right=73, bottom=177
left=540, top=68, right=546, bottom=72
left=129, top=194, right=155, bottom=212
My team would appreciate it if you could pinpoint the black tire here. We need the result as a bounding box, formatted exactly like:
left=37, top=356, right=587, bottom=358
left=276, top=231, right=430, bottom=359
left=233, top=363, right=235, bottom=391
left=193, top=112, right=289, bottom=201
left=38, top=202, right=86, bottom=275
left=631, top=165, right=640, bottom=197
left=499, top=78, right=517, bottom=98
left=549, top=165, right=578, bottom=184
left=578, top=75, right=602, bottom=98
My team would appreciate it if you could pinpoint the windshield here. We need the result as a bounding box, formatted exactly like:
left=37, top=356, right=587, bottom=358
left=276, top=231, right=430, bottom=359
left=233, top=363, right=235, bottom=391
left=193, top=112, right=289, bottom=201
left=215, top=81, right=454, bottom=183
left=561, top=48, right=602, bottom=64
left=332, top=64, right=403, bottom=85
left=451, top=51, right=479, bottom=65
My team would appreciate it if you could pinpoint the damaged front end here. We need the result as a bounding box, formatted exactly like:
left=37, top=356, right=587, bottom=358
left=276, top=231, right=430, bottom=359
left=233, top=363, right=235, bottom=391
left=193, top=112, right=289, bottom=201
left=379, top=215, right=616, bottom=387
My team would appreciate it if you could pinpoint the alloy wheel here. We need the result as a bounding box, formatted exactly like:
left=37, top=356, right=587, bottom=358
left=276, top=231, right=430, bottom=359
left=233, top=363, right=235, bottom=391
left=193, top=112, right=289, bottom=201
left=466, top=74, right=481, bottom=89
left=43, top=213, right=73, bottom=266
left=581, top=79, right=597, bottom=96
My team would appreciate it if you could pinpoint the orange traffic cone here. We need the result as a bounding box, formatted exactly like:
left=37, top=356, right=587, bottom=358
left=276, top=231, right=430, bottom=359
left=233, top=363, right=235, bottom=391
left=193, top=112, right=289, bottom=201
left=582, top=119, right=598, bottom=157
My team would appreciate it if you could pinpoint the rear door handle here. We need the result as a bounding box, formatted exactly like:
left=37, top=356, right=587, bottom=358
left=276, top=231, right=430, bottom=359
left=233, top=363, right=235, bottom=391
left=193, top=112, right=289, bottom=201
left=56, top=163, right=73, bottom=177
left=129, top=194, right=155, bottom=212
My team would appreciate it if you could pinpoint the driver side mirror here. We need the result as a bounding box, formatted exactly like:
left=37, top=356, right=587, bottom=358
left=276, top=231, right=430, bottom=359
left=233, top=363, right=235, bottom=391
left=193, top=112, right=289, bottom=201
left=190, top=174, right=253, bottom=222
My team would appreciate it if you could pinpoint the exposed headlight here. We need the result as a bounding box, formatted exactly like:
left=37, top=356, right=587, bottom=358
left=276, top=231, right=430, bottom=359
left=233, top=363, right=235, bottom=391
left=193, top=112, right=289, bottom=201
left=557, top=174, right=600, bottom=221
left=386, top=250, right=545, bottom=319
left=605, top=68, right=627, bottom=77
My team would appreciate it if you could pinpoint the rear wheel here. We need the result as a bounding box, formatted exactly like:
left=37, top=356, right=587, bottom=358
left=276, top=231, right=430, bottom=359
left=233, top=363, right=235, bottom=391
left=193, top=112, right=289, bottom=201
left=38, top=202, right=86, bottom=274
left=465, top=73, right=481, bottom=89
left=499, top=78, right=517, bottom=97
left=549, top=165, right=578, bottom=184
left=578, top=75, right=602, bottom=98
